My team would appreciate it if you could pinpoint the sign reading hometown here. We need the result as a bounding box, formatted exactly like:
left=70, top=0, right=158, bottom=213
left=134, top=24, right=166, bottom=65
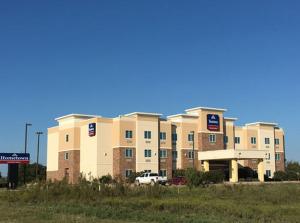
left=207, top=114, right=220, bottom=131
left=0, top=153, right=30, bottom=164
left=89, top=123, right=96, bottom=137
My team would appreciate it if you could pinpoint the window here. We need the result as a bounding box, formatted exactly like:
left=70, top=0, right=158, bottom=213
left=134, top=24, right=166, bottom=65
left=144, top=131, right=151, bottom=139
left=275, top=138, right=280, bottom=145
left=159, top=169, right=167, bottom=177
left=65, top=134, right=69, bottom=142
left=187, top=150, right=194, bottom=159
left=160, top=149, right=167, bottom=158
left=160, top=132, right=166, bottom=140
left=144, top=149, right=151, bottom=157
left=209, top=134, right=216, bottom=143
left=125, top=148, right=133, bottom=158
left=172, top=133, right=177, bottom=141
left=266, top=153, right=271, bottom=160
left=265, top=138, right=270, bottom=144
left=235, top=137, right=240, bottom=144
left=266, top=170, right=271, bottom=177
left=64, top=168, right=69, bottom=179
left=188, top=133, right=194, bottom=142
left=275, top=153, right=280, bottom=161
left=172, top=150, right=178, bottom=159
left=125, top=169, right=132, bottom=177
left=125, top=130, right=133, bottom=139
left=64, top=152, right=69, bottom=160
left=224, top=136, right=228, bottom=144
left=251, top=137, right=256, bottom=144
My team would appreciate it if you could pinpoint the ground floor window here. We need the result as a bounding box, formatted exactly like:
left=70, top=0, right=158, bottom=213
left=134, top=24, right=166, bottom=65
left=125, top=169, right=133, bottom=177
left=187, top=150, right=194, bottom=159
left=172, top=150, right=177, bottom=159
left=266, top=170, right=271, bottom=177
left=125, top=148, right=133, bottom=158
left=64, top=152, right=69, bottom=160
left=159, top=169, right=167, bottom=177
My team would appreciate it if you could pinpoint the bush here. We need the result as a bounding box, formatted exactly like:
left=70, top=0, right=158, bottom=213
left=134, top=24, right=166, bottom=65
left=273, top=171, right=287, bottom=181
left=99, top=174, right=113, bottom=184
left=204, top=170, right=225, bottom=184
left=126, top=172, right=142, bottom=184
left=173, top=169, right=186, bottom=177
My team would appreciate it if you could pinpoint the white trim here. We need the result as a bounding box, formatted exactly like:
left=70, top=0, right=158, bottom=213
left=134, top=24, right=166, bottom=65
left=224, top=117, right=238, bottom=121
left=55, top=114, right=100, bottom=121
left=198, top=131, right=223, bottom=134
left=59, top=148, right=80, bottom=152
left=123, top=112, right=162, bottom=117
left=185, top=107, right=227, bottom=112
left=112, top=146, right=136, bottom=149
left=246, top=122, right=278, bottom=127
left=167, top=113, right=199, bottom=119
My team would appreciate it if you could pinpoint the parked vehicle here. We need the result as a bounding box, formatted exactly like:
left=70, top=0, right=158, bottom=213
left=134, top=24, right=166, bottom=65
left=135, top=172, right=167, bottom=185
left=168, top=176, right=187, bottom=185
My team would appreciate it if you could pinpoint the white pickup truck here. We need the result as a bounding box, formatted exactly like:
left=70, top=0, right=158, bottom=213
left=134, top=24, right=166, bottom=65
left=135, top=173, right=167, bottom=185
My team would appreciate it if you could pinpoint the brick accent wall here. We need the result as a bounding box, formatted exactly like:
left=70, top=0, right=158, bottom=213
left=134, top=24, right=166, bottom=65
left=159, top=149, right=172, bottom=179
left=243, top=159, right=258, bottom=170
left=181, top=149, right=200, bottom=170
left=47, top=150, right=80, bottom=184
left=198, top=132, right=224, bottom=151
left=113, top=147, right=136, bottom=178
left=275, top=152, right=285, bottom=172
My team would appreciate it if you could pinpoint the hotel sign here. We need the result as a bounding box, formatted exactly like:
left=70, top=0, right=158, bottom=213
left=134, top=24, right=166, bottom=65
left=89, top=123, right=96, bottom=137
left=207, top=114, right=220, bottom=131
left=0, top=153, right=30, bottom=164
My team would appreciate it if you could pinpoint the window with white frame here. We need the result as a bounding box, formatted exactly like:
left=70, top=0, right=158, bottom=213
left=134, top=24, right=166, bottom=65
left=265, top=138, right=270, bottom=144
left=188, top=133, right=194, bottom=142
left=275, top=153, right=280, bottom=161
left=266, top=170, right=271, bottom=177
left=125, top=130, right=133, bottom=139
left=159, top=169, right=167, bottom=177
left=159, top=149, right=167, bottom=158
left=144, top=149, right=151, bottom=157
left=275, top=138, right=280, bottom=145
left=235, top=137, right=240, bottom=144
left=65, top=134, right=69, bottom=142
left=144, top=131, right=151, bottom=139
left=251, top=137, right=256, bottom=144
left=187, top=150, right=194, bottom=159
left=125, top=169, right=132, bottom=177
left=125, top=148, right=133, bottom=158
left=160, top=132, right=166, bottom=140
left=64, top=152, right=69, bottom=160
left=209, top=134, right=216, bottom=143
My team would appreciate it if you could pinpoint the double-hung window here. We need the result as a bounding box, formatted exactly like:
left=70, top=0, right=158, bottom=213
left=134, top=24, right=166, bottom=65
left=188, top=133, right=194, bottom=142
left=251, top=137, right=256, bottom=144
left=144, top=131, right=151, bottom=139
left=209, top=134, right=216, bottom=143
left=125, top=148, right=133, bottom=158
left=265, top=138, right=270, bottom=145
left=275, top=153, right=280, bottom=161
left=275, top=138, right=280, bottom=145
left=187, top=150, right=194, bottom=159
left=235, top=137, right=240, bottom=144
left=159, top=149, right=167, bottom=158
left=160, top=132, right=166, bottom=140
left=125, top=169, right=132, bottom=177
left=144, top=149, right=151, bottom=157
left=125, top=130, right=133, bottom=139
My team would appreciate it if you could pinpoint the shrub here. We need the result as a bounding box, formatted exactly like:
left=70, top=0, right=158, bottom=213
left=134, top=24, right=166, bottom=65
left=204, top=170, right=225, bottom=184
left=99, top=174, right=113, bottom=184
left=173, top=169, right=186, bottom=177
left=126, top=172, right=142, bottom=184
left=273, top=171, right=287, bottom=181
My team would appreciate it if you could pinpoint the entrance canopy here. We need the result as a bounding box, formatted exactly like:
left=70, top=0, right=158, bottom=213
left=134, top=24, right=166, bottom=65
left=0, top=153, right=30, bottom=164
left=198, top=149, right=268, bottom=161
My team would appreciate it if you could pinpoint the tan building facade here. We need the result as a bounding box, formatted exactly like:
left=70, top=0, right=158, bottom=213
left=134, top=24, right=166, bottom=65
left=47, top=107, right=285, bottom=183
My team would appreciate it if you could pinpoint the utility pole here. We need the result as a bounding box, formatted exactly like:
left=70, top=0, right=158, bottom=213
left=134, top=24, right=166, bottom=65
left=24, top=123, right=32, bottom=185
left=35, top=131, right=43, bottom=181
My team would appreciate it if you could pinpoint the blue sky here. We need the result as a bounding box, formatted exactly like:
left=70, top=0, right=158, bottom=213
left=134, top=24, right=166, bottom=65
left=0, top=1, right=300, bottom=175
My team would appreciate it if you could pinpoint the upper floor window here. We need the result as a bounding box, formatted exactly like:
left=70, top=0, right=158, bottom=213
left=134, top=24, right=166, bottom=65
left=187, top=150, right=194, bottom=159
left=265, top=138, right=270, bottom=145
left=235, top=137, right=240, bottom=144
left=159, top=149, right=167, bottom=158
left=160, top=132, right=166, bottom=140
left=275, top=153, right=280, bottom=161
left=251, top=137, right=256, bottom=145
left=266, top=153, right=271, bottom=160
left=275, top=138, right=280, bottom=145
left=125, top=148, right=133, bottom=158
left=64, top=152, right=69, bottom=160
left=65, top=134, right=69, bottom=142
left=125, top=130, right=133, bottom=139
left=172, top=150, right=178, bottom=159
left=224, top=136, right=228, bottom=144
left=172, top=133, right=177, bottom=141
left=188, top=133, right=194, bottom=142
left=209, top=134, right=216, bottom=143
left=144, top=149, right=151, bottom=157
left=144, top=131, right=151, bottom=139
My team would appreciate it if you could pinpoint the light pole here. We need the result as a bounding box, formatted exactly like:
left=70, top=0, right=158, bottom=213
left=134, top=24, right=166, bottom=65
left=35, top=131, right=43, bottom=181
left=191, top=131, right=195, bottom=169
left=24, top=123, right=32, bottom=185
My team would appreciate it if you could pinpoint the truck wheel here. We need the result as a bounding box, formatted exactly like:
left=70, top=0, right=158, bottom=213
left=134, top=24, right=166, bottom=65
left=151, top=180, right=155, bottom=186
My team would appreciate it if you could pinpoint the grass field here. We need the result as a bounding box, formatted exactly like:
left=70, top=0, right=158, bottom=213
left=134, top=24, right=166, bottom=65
left=0, top=182, right=300, bottom=223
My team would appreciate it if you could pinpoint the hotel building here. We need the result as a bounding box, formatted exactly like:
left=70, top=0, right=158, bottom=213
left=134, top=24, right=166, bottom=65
left=47, top=107, right=285, bottom=183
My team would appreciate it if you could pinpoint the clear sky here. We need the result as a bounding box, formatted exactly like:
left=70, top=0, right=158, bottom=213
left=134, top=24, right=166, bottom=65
left=0, top=1, right=300, bottom=175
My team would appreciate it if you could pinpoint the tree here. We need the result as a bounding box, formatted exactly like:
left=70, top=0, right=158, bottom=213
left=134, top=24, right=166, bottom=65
left=18, top=163, right=46, bottom=184
left=286, top=161, right=300, bottom=181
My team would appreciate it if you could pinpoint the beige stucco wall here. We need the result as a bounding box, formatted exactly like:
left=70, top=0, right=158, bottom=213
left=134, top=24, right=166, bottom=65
left=224, top=120, right=235, bottom=150
left=47, top=128, right=59, bottom=171
left=160, top=121, right=172, bottom=149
